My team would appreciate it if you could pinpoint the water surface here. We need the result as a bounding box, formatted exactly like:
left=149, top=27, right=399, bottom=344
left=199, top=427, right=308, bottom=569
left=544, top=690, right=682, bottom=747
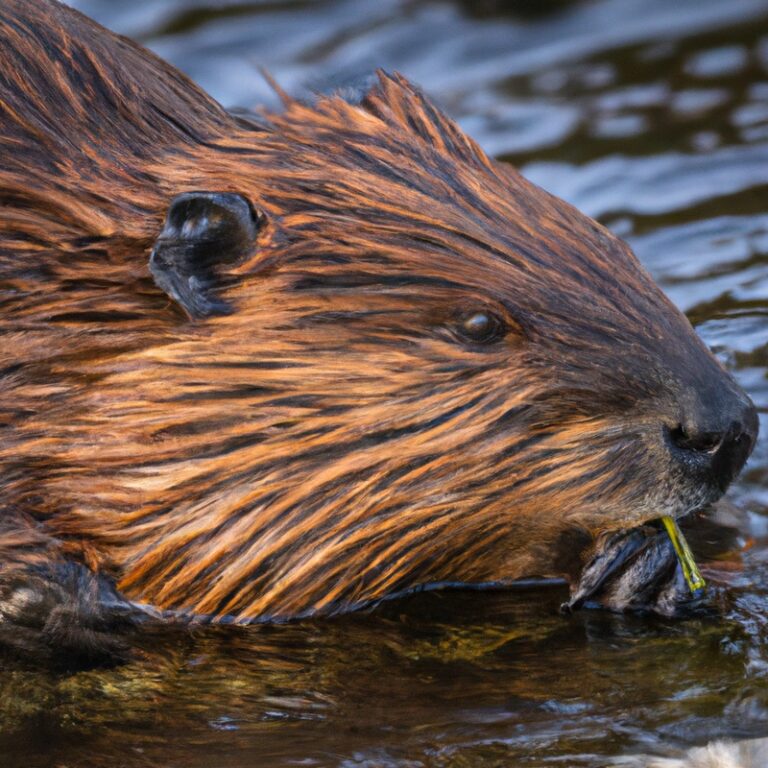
left=4, top=1, right=768, bottom=765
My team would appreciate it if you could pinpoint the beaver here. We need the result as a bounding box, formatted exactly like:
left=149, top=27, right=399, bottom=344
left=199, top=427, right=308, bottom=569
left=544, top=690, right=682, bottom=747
left=0, top=0, right=759, bottom=660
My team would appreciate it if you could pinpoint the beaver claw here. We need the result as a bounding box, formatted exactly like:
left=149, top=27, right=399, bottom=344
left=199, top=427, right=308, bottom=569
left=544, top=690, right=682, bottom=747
left=562, top=524, right=706, bottom=617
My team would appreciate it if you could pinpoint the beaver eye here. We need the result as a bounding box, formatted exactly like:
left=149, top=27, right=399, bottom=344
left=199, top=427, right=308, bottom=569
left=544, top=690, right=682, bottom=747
left=456, top=310, right=506, bottom=344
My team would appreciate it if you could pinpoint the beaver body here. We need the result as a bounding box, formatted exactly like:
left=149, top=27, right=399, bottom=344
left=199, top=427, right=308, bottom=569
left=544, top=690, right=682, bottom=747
left=0, top=0, right=758, bottom=656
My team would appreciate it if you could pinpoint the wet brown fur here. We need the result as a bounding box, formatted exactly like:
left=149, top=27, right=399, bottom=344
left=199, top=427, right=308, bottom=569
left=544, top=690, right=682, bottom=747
left=0, top=0, right=741, bottom=625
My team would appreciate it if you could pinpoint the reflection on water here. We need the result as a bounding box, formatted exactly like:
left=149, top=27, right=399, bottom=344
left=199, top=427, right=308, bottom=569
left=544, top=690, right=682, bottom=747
left=8, top=0, right=768, bottom=765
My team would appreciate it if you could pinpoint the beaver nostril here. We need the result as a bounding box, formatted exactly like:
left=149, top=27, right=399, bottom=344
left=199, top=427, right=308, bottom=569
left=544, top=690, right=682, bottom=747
left=666, top=397, right=758, bottom=493
left=668, top=424, right=724, bottom=454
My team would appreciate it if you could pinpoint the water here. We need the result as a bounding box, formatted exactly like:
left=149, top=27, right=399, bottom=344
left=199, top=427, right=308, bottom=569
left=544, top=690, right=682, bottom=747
left=3, top=0, right=768, bottom=765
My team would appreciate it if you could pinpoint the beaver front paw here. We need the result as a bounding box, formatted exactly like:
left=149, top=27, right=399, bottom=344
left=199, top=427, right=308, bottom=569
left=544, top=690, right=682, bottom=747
left=562, top=523, right=707, bottom=618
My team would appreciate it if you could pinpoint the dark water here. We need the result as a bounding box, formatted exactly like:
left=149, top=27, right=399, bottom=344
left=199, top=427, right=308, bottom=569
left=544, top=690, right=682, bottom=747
left=3, top=0, right=768, bottom=765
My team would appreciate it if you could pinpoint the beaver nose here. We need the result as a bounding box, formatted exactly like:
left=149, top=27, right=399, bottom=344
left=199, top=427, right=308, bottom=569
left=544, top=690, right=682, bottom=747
left=666, top=394, right=759, bottom=491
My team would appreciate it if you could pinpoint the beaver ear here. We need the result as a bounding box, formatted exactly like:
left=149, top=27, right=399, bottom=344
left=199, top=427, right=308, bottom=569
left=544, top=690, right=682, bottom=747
left=150, top=192, right=261, bottom=318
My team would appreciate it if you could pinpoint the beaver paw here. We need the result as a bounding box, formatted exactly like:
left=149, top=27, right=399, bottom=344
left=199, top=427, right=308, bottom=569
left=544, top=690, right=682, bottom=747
left=562, top=524, right=707, bottom=617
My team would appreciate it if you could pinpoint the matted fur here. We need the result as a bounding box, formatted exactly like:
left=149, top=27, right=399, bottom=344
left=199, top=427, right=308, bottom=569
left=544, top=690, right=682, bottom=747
left=0, top=0, right=751, bottom=626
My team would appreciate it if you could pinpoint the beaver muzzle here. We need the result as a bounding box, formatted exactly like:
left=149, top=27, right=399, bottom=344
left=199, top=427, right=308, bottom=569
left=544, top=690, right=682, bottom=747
left=664, top=387, right=759, bottom=495
left=566, top=383, right=758, bottom=617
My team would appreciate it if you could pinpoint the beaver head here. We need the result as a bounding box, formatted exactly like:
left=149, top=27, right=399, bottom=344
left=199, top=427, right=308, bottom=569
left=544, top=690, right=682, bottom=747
left=0, top=0, right=758, bottom=623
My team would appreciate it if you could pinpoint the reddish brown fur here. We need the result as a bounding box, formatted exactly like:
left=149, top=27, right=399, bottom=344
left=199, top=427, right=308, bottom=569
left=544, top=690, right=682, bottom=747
left=0, top=0, right=751, bottom=628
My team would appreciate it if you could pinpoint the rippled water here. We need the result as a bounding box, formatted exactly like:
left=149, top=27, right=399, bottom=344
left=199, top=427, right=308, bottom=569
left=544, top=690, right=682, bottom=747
left=3, top=0, right=768, bottom=765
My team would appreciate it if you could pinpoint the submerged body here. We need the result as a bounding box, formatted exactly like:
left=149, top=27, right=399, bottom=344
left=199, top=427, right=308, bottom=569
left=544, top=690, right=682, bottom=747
left=0, top=0, right=758, bottom=657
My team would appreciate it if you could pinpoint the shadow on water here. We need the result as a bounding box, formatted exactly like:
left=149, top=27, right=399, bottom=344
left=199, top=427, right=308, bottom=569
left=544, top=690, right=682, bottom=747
left=7, top=0, right=768, bottom=764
